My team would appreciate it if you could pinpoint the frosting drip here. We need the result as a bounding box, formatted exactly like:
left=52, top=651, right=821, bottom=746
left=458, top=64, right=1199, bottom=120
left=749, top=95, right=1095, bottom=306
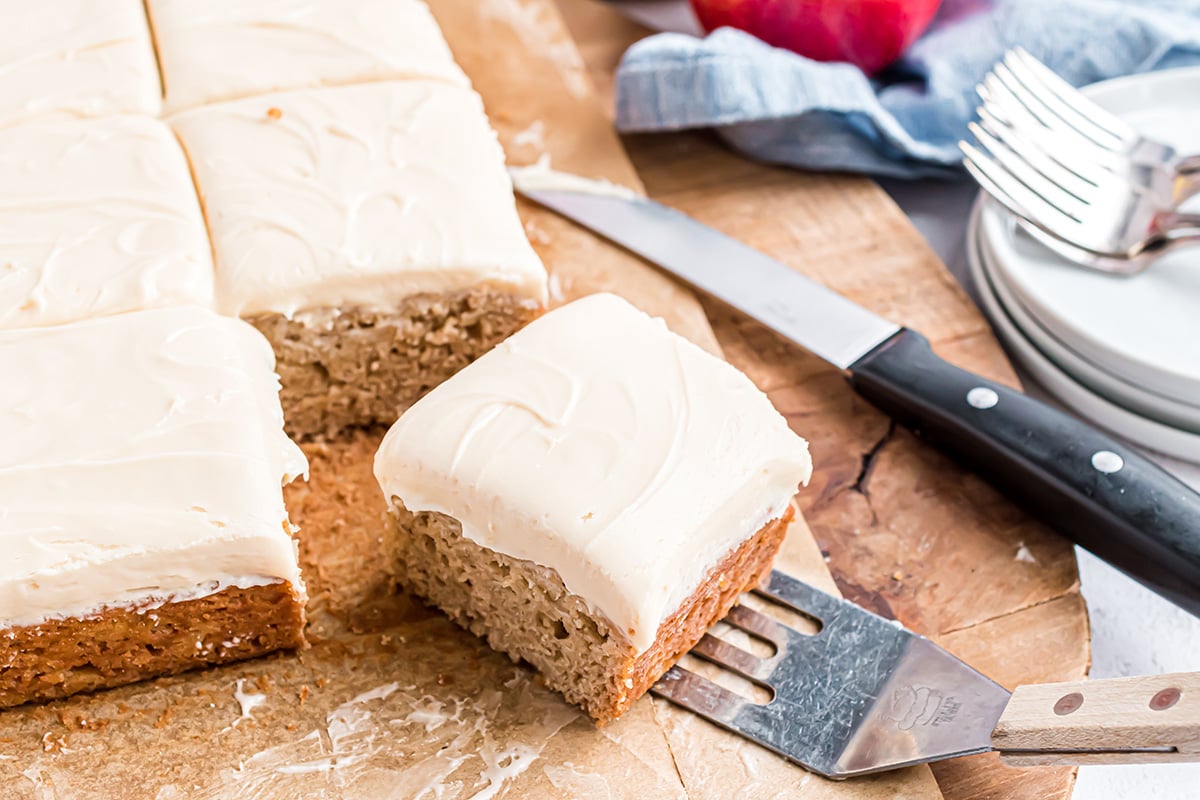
left=150, top=0, right=468, bottom=112
left=375, top=294, right=812, bottom=652
left=0, top=307, right=307, bottom=627
left=0, top=116, right=214, bottom=329
left=0, top=0, right=161, bottom=124
left=171, top=80, right=548, bottom=318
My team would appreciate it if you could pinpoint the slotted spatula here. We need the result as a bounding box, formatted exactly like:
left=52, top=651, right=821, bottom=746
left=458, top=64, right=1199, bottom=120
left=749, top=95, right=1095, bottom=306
left=651, top=571, right=1199, bottom=778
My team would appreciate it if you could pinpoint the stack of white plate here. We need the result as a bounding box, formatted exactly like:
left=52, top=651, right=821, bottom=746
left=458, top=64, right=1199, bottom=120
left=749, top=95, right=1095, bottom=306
left=966, top=68, right=1200, bottom=464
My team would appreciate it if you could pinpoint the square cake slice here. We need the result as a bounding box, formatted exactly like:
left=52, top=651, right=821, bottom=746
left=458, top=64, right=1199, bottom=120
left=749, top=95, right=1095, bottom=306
left=0, top=307, right=308, bottom=708
left=171, top=80, right=548, bottom=439
left=374, top=293, right=813, bottom=722
left=0, top=116, right=214, bottom=330
left=0, top=0, right=161, bottom=124
left=148, top=0, right=468, bottom=113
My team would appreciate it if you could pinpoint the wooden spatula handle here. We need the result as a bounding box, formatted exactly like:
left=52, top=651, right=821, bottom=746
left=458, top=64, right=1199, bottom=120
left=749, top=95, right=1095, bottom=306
left=993, top=672, right=1199, bottom=766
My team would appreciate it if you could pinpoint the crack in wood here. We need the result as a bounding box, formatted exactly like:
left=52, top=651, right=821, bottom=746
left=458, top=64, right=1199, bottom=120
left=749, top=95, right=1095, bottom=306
left=852, top=421, right=897, bottom=505
left=937, top=588, right=1083, bottom=639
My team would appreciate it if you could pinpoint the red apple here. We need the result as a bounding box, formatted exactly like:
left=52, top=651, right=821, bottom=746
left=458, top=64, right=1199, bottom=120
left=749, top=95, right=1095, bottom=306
left=689, top=0, right=943, bottom=75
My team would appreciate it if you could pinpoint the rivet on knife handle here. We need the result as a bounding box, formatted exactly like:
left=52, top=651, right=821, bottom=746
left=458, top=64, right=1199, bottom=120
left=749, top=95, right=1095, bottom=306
left=848, top=328, right=1200, bottom=617
left=512, top=180, right=1200, bottom=618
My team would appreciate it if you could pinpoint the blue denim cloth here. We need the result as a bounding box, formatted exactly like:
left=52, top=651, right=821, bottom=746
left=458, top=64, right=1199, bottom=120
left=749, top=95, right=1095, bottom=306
left=614, top=0, right=1200, bottom=178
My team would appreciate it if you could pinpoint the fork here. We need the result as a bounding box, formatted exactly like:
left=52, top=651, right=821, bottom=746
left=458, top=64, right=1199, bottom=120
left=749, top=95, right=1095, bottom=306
left=980, top=48, right=1200, bottom=208
left=960, top=109, right=1200, bottom=274
left=651, top=570, right=1200, bottom=779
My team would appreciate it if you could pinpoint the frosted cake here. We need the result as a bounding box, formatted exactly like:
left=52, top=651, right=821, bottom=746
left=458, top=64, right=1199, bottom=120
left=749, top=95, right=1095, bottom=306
left=0, top=307, right=307, bottom=708
left=171, top=80, right=548, bottom=438
left=0, top=115, right=213, bottom=329
left=0, top=0, right=160, bottom=125
left=148, top=0, right=468, bottom=112
left=374, top=293, right=812, bottom=721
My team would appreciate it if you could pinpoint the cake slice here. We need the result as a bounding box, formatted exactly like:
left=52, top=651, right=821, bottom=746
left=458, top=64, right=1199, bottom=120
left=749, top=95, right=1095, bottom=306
left=148, top=0, right=468, bottom=113
left=0, top=116, right=213, bottom=330
left=171, top=80, right=548, bottom=438
left=374, top=293, right=812, bottom=722
left=0, top=307, right=307, bottom=708
left=0, top=0, right=161, bottom=125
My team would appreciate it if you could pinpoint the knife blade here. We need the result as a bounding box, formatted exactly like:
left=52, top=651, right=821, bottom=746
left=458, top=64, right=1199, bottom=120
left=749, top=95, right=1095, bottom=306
left=514, top=174, right=1200, bottom=617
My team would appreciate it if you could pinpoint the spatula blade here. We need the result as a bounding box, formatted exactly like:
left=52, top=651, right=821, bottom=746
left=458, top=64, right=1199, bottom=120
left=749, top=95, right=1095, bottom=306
left=652, top=572, right=1012, bottom=778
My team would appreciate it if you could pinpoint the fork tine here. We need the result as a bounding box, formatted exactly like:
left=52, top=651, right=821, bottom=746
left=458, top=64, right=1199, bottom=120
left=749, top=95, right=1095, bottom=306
left=977, top=89, right=1127, bottom=179
left=967, top=122, right=1089, bottom=221
left=992, top=60, right=1124, bottom=154
left=1007, top=48, right=1138, bottom=145
left=960, top=141, right=1087, bottom=247
left=981, top=72, right=1064, bottom=142
left=975, top=111, right=1097, bottom=199
left=985, top=68, right=1074, bottom=141
left=692, top=633, right=775, bottom=680
left=962, top=150, right=1037, bottom=223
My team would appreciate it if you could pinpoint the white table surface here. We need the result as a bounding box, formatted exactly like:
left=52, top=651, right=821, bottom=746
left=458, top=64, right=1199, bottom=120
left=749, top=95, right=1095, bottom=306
left=605, top=3, right=1200, bottom=796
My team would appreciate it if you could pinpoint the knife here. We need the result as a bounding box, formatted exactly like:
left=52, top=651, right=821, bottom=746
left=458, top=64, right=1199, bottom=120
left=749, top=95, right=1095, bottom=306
left=513, top=172, right=1200, bottom=617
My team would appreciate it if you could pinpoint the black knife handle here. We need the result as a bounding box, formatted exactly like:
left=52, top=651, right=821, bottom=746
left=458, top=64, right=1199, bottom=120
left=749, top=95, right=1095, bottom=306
left=848, top=328, right=1200, bottom=616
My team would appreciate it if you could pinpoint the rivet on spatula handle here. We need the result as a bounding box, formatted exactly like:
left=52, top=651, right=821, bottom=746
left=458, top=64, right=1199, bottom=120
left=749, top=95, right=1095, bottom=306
left=994, top=672, right=1200, bottom=766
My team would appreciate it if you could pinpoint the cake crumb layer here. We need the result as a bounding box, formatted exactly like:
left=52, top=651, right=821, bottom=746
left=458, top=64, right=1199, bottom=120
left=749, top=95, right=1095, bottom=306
left=252, top=289, right=540, bottom=438
left=0, top=582, right=305, bottom=709
left=387, top=501, right=792, bottom=722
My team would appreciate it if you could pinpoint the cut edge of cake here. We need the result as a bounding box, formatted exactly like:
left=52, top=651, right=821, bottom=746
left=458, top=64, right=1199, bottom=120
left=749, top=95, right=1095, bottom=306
left=0, top=582, right=305, bottom=709
left=248, top=288, right=543, bottom=440
left=384, top=499, right=793, bottom=723
left=0, top=307, right=310, bottom=709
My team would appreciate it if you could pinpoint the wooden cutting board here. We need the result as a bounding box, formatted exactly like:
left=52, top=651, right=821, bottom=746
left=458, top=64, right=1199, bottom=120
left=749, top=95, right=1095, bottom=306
left=0, top=2, right=1088, bottom=799
left=557, top=3, right=1094, bottom=798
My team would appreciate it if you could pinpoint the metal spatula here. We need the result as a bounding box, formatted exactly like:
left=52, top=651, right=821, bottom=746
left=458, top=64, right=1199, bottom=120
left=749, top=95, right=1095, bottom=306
left=651, top=571, right=1199, bottom=778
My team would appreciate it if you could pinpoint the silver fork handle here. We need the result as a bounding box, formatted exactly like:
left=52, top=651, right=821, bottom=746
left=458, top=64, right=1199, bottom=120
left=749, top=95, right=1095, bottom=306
left=1166, top=154, right=1200, bottom=206
left=1160, top=209, right=1200, bottom=233
left=1174, top=154, right=1200, bottom=204
left=1018, top=218, right=1200, bottom=276
left=1179, top=153, right=1200, bottom=176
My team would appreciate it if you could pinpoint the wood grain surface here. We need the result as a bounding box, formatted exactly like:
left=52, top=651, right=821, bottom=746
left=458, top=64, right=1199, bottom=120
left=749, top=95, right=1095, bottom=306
left=994, top=672, right=1198, bottom=766
left=555, top=3, right=1093, bottom=799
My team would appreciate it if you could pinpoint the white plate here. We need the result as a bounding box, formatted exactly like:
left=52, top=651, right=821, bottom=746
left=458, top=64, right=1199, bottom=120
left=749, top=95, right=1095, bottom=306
left=977, top=213, right=1200, bottom=434
left=978, top=67, right=1200, bottom=406
left=967, top=205, right=1200, bottom=464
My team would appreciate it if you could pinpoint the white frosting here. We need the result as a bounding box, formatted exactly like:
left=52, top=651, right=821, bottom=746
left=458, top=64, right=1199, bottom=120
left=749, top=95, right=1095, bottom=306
left=0, top=0, right=161, bottom=125
left=171, top=80, right=548, bottom=318
left=375, top=294, right=812, bottom=653
left=0, top=307, right=307, bottom=628
left=150, top=0, right=468, bottom=113
left=509, top=155, right=639, bottom=200
left=0, top=115, right=215, bottom=329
